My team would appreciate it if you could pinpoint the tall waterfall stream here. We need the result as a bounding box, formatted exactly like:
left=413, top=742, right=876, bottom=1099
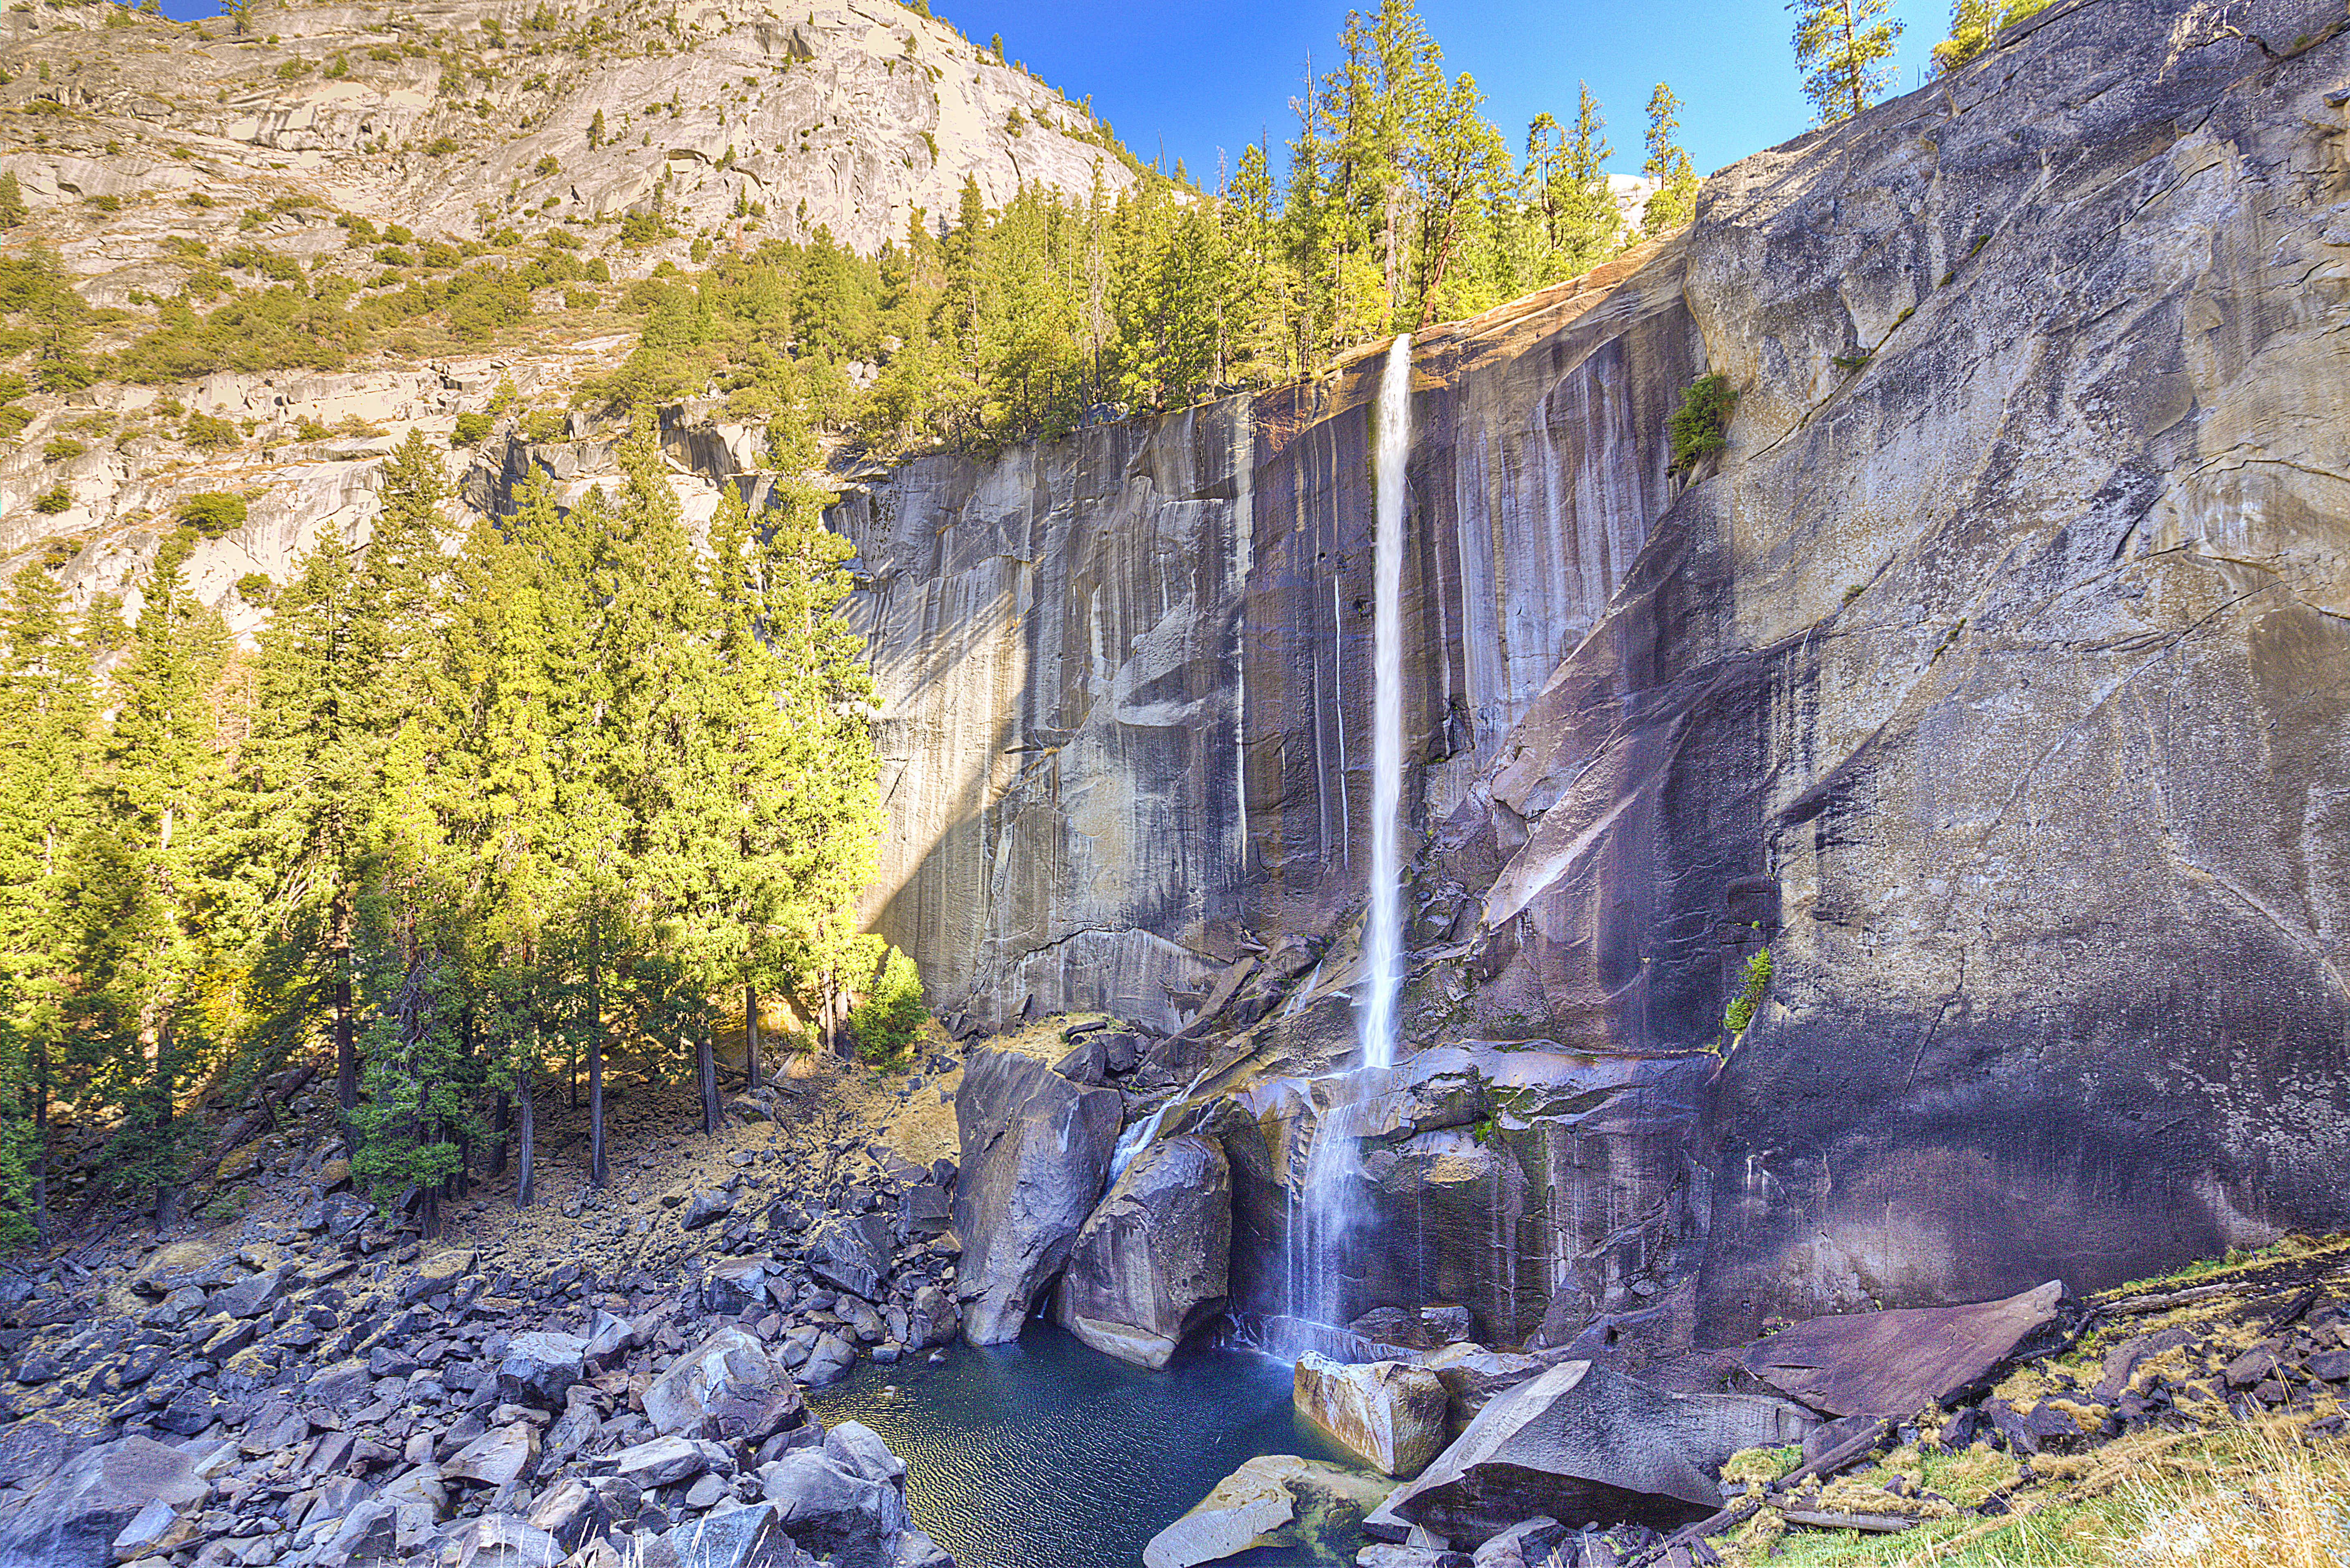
left=827, top=341, right=1422, bottom=1568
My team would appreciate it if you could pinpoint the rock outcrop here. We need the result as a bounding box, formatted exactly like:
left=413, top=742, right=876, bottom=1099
left=1052, top=1132, right=1231, bottom=1368
left=950, top=1046, right=1123, bottom=1343
left=1142, top=1454, right=1396, bottom=1568
left=836, top=0, right=2350, bottom=1335
left=1367, top=1360, right=1813, bottom=1545
left=1291, top=1353, right=1449, bottom=1479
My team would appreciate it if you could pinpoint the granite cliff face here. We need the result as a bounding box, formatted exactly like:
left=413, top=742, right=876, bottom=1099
left=836, top=0, right=2350, bottom=1346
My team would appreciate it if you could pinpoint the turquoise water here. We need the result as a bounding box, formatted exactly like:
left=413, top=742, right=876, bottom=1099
left=804, top=1322, right=1365, bottom=1568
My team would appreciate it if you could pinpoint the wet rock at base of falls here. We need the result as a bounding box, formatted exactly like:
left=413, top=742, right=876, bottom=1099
left=951, top=1046, right=1124, bottom=1344
left=1367, top=1359, right=1813, bottom=1546
left=644, top=1327, right=808, bottom=1445
left=1740, top=1280, right=2067, bottom=1417
left=1141, top=1452, right=1397, bottom=1568
left=0, top=1433, right=207, bottom=1568
left=1053, top=1132, right=1231, bottom=1369
left=1424, top=1343, right=1570, bottom=1434
left=1292, top=1353, right=1450, bottom=1479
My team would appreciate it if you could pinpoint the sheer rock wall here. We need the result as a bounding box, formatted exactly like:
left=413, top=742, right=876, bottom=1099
left=843, top=0, right=2350, bottom=1341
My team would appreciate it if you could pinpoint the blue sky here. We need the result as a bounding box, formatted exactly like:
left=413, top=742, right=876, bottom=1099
left=916, top=0, right=1959, bottom=182
left=152, top=0, right=1958, bottom=181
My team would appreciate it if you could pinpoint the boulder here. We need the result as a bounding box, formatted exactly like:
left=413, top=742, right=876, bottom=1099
left=800, top=1331, right=856, bottom=1388
left=442, top=1421, right=539, bottom=1489
left=907, top=1284, right=960, bottom=1350
left=644, top=1327, right=807, bottom=1444
left=1423, top=1344, right=1558, bottom=1432
left=1052, top=1133, right=1231, bottom=1369
left=1292, top=1353, right=1448, bottom=1478
left=398, top=1247, right=478, bottom=1304
left=1368, top=1360, right=1813, bottom=1545
left=682, top=1191, right=734, bottom=1232
left=757, top=1439, right=949, bottom=1568
left=0, top=1434, right=206, bottom=1568
left=951, top=1046, right=1124, bottom=1343
left=1740, top=1280, right=2067, bottom=1417
left=435, top=1514, right=566, bottom=1568
left=497, top=1330, right=589, bottom=1409
left=664, top=1500, right=797, bottom=1568
left=705, top=1257, right=774, bottom=1316
left=805, top=1212, right=895, bottom=1301
left=1142, top=1453, right=1395, bottom=1568
left=613, top=1434, right=710, bottom=1488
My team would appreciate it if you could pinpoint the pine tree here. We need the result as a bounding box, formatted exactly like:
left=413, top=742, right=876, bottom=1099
left=1934, top=0, right=2048, bottom=73
left=0, top=560, right=92, bottom=1243
left=1789, top=0, right=1905, bottom=124
left=0, top=172, right=26, bottom=230
left=85, top=534, right=229, bottom=1225
left=1641, top=84, right=1700, bottom=236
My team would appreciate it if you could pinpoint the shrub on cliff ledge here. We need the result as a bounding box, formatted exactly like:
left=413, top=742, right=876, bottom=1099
left=1669, top=372, right=1736, bottom=474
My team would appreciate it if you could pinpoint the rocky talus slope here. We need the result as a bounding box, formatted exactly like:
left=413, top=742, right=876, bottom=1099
left=831, top=0, right=2350, bottom=1345
left=0, top=1040, right=988, bottom=1568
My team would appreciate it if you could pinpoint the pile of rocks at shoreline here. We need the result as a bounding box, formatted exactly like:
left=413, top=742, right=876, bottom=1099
left=1151, top=1244, right=2350, bottom=1568
left=0, top=1135, right=973, bottom=1568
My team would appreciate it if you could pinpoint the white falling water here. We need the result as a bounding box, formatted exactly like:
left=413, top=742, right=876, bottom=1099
left=1285, top=334, right=1415, bottom=1342
left=1363, top=332, right=1412, bottom=1073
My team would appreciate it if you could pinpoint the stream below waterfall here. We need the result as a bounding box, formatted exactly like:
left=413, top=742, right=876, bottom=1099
left=804, top=1321, right=1372, bottom=1568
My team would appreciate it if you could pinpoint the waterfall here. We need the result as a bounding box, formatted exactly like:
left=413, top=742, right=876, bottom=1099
left=1281, top=336, right=1416, bottom=1351
left=1363, top=333, right=1411, bottom=1074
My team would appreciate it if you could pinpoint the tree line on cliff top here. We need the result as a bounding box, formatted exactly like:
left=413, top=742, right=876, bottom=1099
left=593, top=0, right=2034, bottom=455
left=0, top=431, right=898, bottom=1245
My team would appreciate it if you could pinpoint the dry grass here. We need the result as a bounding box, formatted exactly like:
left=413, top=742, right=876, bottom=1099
left=1722, top=1424, right=2350, bottom=1568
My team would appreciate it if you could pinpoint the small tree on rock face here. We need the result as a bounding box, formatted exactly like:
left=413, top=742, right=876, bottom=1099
left=1788, top=0, right=1904, bottom=124
left=218, top=0, right=253, bottom=37
left=0, top=173, right=25, bottom=230
left=1641, top=83, right=1700, bottom=236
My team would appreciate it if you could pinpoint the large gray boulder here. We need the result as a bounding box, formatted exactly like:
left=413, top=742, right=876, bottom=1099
left=1367, top=1360, right=1813, bottom=1545
left=1053, top=1132, right=1231, bottom=1367
left=807, top=1212, right=896, bottom=1301
left=1292, top=1353, right=1449, bottom=1478
left=757, top=1422, right=951, bottom=1568
left=645, top=1327, right=808, bottom=1445
left=951, top=1046, right=1123, bottom=1343
left=0, top=1435, right=207, bottom=1568
left=1143, top=1453, right=1396, bottom=1568
left=496, top=1329, right=588, bottom=1410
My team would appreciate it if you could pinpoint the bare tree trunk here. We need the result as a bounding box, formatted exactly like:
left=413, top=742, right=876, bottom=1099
left=515, top=1066, right=536, bottom=1209
left=31, top=1036, right=47, bottom=1243
left=488, top=1090, right=509, bottom=1178
left=698, top=1024, right=719, bottom=1135
left=333, top=884, right=357, bottom=1119
left=744, top=983, right=761, bottom=1087
left=587, top=922, right=606, bottom=1188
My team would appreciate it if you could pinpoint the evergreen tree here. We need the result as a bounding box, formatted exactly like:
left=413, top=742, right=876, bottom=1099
left=1789, top=0, right=1905, bottom=124
left=84, top=534, right=229, bottom=1226
left=0, top=172, right=25, bottom=230
left=1934, top=0, right=2049, bottom=73
left=0, top=560, right=92, bottom=1243
left=1641, top=84, right=1700, bottom=236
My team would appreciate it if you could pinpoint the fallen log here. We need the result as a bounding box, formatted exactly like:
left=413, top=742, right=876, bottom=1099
left=1614, top=1419, right=1894, bottom=1568
left=1777, top=1507, right=1916, bottom=1534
